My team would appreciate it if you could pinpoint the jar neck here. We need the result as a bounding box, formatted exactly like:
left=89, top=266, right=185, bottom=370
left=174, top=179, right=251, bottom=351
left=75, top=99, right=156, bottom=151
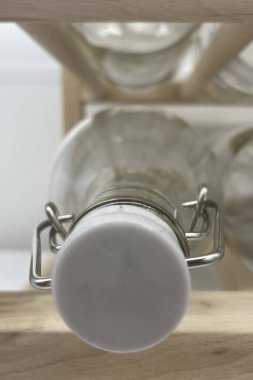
left=72, top=168, right=198, bottom=234
left=83, top=170, right=180, bottom=220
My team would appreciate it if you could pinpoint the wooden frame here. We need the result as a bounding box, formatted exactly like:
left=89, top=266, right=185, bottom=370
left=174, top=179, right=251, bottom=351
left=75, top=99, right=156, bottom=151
left=62, top=68, right=85, bottom=134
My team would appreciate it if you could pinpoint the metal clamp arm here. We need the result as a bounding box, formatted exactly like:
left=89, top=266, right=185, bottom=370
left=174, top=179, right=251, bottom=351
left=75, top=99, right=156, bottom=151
left=30, top=211, right=74, bottom=290
left=185, top=199, right=224, bottom=268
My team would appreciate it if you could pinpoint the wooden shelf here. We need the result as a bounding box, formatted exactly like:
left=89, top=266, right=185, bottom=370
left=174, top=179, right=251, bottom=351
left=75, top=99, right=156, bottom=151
left=1, top=291, right=252, bottom=379
left=1, top=1, right=253, bottom=21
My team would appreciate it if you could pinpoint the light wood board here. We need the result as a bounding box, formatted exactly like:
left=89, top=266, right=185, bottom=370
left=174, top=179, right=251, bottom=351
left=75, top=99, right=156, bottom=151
left=62, top=68, right=84, bottom=134
left=1, top=1, right=253, bottom=21
left=1, top=291, right=253, bottom=379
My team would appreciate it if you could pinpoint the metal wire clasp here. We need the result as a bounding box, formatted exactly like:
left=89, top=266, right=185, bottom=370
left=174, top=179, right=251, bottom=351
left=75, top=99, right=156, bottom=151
left=30, top=203, right=74, bottom=289
left=30, top=185, right=224, bottom=290
left=183, top=185, right=224, bottom=268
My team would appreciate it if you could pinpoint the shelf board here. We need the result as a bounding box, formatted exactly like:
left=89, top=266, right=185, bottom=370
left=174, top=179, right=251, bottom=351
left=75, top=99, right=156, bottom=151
left=1, top=291, right=252, bottom=379
left=1, top=1, right=253, bottom=21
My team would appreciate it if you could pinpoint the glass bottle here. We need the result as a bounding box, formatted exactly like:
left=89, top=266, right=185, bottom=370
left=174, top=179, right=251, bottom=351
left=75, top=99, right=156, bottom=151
left=222, top=127, right=253, bottom=261
left=76, top=23, right=197, bottom=92
left=31, top=107, right=224, bottom=353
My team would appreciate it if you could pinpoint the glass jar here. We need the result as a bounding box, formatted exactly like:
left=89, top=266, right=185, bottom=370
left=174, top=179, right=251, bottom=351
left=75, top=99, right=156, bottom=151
left=76, top=23, right=197, bottom=92
left=196, top=23, right=253, bottom=102
left=30, top=107, right=224, bottom=353
left=222, top=127, right=253, bottom=260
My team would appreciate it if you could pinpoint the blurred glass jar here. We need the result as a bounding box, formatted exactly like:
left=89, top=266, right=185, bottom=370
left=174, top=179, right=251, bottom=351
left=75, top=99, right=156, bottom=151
left=196, top=23, right=253, bottom=102
left=50, top=107, right=219, bottom=226
left=76, top=23, right=197, bottom=92
left=222, top=128, right=253, bottom=260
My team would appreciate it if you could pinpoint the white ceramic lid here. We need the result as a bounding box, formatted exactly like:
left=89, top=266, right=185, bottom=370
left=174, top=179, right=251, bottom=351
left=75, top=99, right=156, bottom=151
left=52, top=205, right=190, bottom=353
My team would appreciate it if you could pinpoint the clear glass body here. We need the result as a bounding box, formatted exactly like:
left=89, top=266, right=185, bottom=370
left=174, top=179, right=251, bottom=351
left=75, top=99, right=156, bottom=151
left=196, top=23, right=253, bottom=102
left=50, top=107, right=219, bottom=234
left=76, top=23, right=197, bottom=92
left=222, top=128, right=253, bottom=259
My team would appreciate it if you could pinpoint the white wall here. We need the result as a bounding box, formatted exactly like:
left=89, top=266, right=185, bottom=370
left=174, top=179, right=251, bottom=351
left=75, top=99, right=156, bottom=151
left=0, top=24, right=62, bottom=249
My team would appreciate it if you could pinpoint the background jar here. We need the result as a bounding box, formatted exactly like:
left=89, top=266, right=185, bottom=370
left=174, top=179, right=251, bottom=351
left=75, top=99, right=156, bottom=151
left=195, top=23, right=253, bottom=102
left=75, top=23, right=197, bottom=92
left=221, top=127, right=253, bottom=264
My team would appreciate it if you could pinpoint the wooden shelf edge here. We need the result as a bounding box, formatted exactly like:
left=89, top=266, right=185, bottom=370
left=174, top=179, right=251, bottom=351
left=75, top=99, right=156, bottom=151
left=0, top=291, right=252, bottom=379
left=1, top=1, right=253, bottom=21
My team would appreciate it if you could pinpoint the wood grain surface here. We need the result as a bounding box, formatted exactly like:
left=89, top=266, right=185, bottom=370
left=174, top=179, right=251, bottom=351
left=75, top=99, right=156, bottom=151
left=62, top=68, right=85, bottom=134
left=1, top=291, right=252, bottom=379
left=1, top=1, right=253, bottom=21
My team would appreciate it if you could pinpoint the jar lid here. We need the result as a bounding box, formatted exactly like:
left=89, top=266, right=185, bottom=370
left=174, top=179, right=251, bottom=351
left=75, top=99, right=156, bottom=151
left=52, top=204, right=190, bottom=353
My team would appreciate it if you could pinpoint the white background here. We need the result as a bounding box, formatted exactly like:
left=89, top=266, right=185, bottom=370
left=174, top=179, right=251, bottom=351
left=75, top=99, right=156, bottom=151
left=0, top=23, right=62, bottom=250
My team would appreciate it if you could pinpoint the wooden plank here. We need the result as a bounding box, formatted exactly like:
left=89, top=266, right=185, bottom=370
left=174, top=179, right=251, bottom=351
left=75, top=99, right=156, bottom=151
left=1, top=1, right=253, bottom=21
left=62, top=68, right=84, bottom=134
left=1, top=291, right=252, bottom=379
left=181, top=24, right=253, bottom=100
left=80, top=83, right=215, bottom=103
